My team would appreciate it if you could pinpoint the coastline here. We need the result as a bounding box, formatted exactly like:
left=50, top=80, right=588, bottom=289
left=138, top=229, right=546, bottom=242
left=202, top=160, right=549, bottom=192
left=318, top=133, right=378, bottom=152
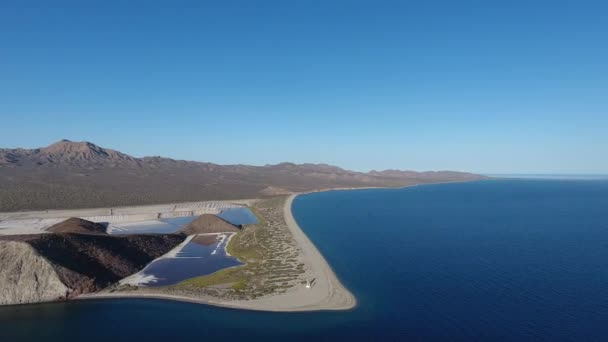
left=9, top=181, right=482, bottom=311
left=79, top=193, right=357, bottom=312
left=78, top=181, right=481, bottom=311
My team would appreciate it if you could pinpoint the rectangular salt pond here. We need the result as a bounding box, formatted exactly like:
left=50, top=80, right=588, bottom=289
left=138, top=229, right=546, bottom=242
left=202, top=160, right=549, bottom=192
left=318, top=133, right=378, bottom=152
left=108, top=216, right=197, bottom=235
left=218, top=207, right=258, bottom=225
left=120, top=233, right=242, bottom=287
left=108, top=207, right=257, bottom=235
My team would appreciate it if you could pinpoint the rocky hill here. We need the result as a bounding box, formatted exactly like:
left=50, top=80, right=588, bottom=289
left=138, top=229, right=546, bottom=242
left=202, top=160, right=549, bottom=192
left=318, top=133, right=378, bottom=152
left=0, top=221, right=185, bottom=305
left=0, top=139, right=136, bottom=168
left=0, top=140, right=486, bottom=211
left=0, top=241, right=69, bottom=305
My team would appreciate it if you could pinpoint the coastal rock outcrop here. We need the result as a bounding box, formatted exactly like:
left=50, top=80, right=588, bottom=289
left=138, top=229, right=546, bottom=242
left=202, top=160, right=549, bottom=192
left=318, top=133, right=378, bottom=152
left=0, top=232, right=186, bottom=305
left=0, top=241, right=69, bottom=305
left=180, top=214, right=241, bottom=235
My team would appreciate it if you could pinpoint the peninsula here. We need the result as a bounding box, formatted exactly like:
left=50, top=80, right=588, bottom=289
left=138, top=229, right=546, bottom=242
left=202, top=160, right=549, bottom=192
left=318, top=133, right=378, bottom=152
left=0, top=140, right=485, bottom=311
left=79, top=194, right=355, bottom=311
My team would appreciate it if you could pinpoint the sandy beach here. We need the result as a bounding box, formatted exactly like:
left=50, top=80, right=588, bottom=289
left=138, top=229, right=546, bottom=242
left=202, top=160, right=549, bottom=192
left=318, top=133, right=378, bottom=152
left=80, top=194, right=356, bottom=312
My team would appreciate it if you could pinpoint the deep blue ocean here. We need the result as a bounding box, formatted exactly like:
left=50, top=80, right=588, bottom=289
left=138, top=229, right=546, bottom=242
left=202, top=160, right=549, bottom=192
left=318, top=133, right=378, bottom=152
left=2, top=180, right=608, bottom=341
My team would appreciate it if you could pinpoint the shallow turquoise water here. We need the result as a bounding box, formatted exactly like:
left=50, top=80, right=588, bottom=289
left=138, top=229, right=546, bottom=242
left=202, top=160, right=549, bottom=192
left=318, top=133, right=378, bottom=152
left=2, top=180, right=608, bottom=341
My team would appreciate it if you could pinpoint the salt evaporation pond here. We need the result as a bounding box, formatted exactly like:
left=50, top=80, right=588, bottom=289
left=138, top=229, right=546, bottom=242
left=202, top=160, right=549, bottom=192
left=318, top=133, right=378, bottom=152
left=108, top=207, right=257, bottom=235
left=123, top=233, right=242, bottom=286
left=108, top=216, right=197, bottom=235
left=109, top=209, right=255, bottom=285
left=218, top=207, right=258, bottom=225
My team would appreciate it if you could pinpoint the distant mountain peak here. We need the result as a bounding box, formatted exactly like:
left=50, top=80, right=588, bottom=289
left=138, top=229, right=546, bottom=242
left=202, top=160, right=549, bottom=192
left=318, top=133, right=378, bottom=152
left=0, top=140, right=486, bottom=212
left=0, top=140, right=136, bottom=167
left=44, top=139, right=100, bottom=150
left=40, top=140, right=125, bottom=160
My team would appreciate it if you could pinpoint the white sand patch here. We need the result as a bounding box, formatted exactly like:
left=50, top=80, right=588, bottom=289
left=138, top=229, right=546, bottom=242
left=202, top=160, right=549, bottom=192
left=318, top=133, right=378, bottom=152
left=0, top=218, right=64, bottom=235
left=224, top=232, right=237, bottom=257
left=112, top=220, right=167, bottom=227
left=163, top=235, right=195, bottom=258
left=210, top=233, right=229, bottom=255
left=107, top=220, right=169, bottom=234
left=119, top=273, right=160, bottom=286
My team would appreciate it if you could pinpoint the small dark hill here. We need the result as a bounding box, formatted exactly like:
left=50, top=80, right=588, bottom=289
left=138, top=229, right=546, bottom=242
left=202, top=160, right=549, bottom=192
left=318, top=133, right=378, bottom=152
left=47, top=217, right=108, bottom=235
left=180, top=214, right=241, bottom=235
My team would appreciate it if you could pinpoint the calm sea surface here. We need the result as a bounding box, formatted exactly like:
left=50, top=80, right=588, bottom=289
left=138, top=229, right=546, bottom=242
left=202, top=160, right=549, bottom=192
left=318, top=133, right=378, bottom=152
left=2, top=180, right=608, bottom=341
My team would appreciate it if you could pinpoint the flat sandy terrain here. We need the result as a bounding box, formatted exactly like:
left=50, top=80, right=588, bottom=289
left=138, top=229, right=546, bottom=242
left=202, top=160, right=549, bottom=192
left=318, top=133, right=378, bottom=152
left=0, top=199, right=254, bottom=236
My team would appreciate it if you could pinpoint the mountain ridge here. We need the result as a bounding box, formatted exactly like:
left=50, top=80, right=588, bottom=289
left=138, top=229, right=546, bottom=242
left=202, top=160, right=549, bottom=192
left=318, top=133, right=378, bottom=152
left=1, top=140, right=470, bottom=175
left=0, top=140, right=486, bottom=211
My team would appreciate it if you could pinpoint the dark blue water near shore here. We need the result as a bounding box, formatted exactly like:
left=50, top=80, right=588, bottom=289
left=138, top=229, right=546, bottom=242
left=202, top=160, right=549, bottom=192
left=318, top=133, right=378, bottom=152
left=2, top=180, right=608, bottom=341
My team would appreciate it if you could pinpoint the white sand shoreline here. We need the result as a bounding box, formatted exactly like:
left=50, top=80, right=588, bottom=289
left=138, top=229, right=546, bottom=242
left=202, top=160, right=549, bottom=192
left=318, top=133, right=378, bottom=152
left=79, top=193, right=357, bottom=312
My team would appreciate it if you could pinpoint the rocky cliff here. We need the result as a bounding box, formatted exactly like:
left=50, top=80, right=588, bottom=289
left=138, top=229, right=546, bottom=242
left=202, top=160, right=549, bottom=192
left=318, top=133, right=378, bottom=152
left=0, top=222, right=185, bottom=305
left=0, top=241, right=69, bottom=305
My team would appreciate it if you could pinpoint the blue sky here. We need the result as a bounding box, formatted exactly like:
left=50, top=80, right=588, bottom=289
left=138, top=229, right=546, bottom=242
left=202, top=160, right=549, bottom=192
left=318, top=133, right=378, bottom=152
left=1, top=1, right=606, bottom=174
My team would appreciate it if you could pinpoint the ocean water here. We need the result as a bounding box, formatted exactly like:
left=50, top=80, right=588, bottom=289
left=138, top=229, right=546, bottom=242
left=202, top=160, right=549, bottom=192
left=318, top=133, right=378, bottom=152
left=2, top=180, right=608, bottom=341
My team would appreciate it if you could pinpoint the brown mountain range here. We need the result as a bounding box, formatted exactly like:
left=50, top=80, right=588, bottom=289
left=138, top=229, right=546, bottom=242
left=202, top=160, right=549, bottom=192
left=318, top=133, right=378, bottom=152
left=0, top=140, right=485, bottom=211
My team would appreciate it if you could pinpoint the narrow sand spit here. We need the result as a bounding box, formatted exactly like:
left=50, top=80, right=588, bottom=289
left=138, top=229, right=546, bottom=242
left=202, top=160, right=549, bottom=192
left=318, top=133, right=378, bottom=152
left=222, top=194, right=356, bottom=311
left=81, top=194, right=356, bottom=312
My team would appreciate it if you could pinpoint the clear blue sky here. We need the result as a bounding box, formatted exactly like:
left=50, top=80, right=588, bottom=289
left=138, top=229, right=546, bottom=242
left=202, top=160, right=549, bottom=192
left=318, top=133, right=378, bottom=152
left=1, top=1, right=606, bottom=174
